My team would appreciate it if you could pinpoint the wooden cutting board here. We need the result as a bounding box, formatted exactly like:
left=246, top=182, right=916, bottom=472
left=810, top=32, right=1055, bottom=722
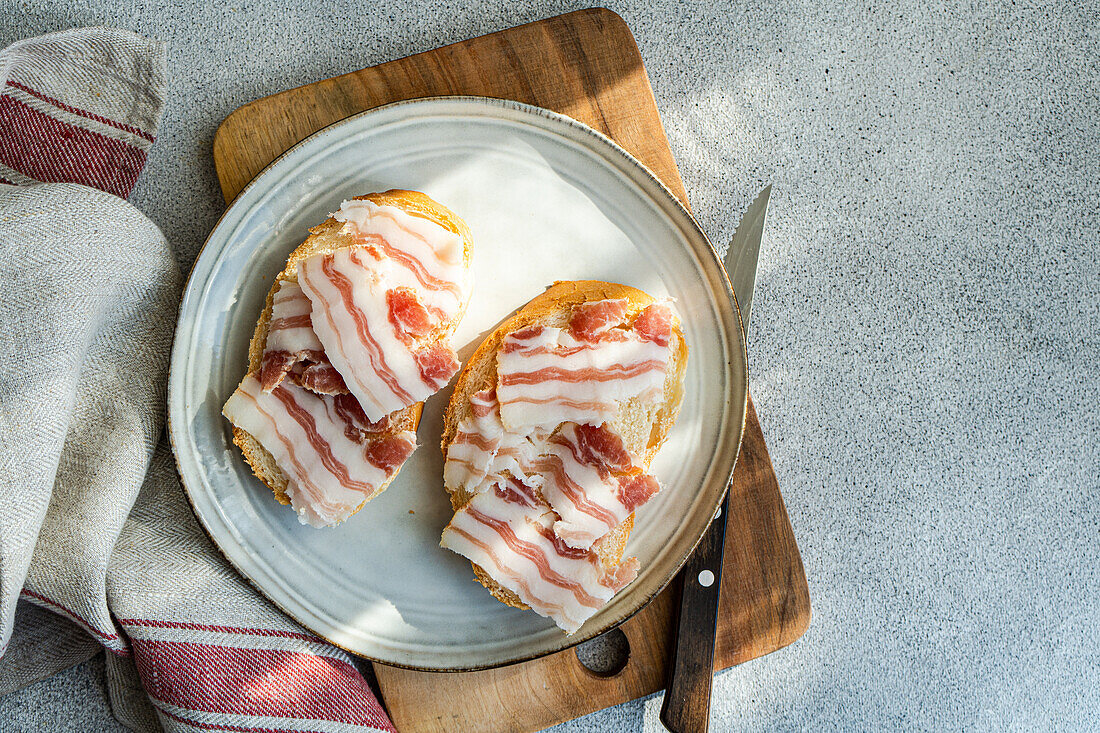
left=212, top=9, right=810, bottom=732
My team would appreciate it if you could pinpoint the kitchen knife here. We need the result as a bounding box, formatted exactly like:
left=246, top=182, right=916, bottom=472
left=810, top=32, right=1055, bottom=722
left=660, top=186, right=771, bottom=733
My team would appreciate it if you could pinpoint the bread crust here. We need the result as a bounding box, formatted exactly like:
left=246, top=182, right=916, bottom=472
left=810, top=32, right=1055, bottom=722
left=441, top=280, right=688, bottom=610
left=232, top=189, right=471, bottom=517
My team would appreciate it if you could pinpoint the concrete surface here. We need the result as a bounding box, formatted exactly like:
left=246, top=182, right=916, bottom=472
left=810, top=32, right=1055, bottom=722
left=1, top=0, right=1098, bottom=730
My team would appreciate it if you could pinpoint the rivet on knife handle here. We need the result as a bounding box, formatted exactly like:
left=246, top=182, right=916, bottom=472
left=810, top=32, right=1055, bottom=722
left=660, top=493, right=728, bottom=733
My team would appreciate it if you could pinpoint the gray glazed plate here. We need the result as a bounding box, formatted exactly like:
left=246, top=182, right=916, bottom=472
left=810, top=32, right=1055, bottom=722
left=168, top=97, right=747, bottom=671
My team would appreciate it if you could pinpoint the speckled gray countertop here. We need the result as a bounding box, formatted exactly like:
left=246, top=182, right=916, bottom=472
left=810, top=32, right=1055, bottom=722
left=2, top=1, right=1098, bottom=731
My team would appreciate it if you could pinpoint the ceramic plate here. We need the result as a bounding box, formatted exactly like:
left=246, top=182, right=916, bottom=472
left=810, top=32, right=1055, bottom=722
left=169, top=97, right=747, bottom=670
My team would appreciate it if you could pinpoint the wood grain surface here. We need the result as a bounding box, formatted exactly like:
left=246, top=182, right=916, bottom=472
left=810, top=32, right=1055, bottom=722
left=213, top=9, right=810, bottom=732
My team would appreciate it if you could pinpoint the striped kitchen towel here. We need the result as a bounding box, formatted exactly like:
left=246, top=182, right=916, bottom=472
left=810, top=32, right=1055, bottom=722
left=0, top=28, right=394, bottom=733
left=0, top=28, right=160, bottom=196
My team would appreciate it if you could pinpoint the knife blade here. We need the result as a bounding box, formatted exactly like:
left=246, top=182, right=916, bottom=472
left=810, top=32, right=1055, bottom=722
left=724, top=185, right=770, bottom=339
left=660, top=186, right=771, bottom=733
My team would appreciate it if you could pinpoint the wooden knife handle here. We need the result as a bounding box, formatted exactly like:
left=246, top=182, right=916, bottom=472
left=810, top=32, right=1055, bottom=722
left=660, top=492, right=729, bottom=733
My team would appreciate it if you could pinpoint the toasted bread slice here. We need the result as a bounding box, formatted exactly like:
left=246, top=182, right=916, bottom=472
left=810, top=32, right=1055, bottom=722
left=233, top=189, right=472, bottom=514
left=441, top=280, right=688, bottom=610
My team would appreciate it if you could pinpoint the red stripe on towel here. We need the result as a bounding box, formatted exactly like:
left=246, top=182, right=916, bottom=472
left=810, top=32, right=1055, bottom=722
left=0, top=94, right=146, bottom=197
left=118, top=618, right=323, bottom=643
left=19, top=588, right=129, bottom=654
left=131, top=638, right=394, bottom=730
left=6, top=80, right=157, bottom=142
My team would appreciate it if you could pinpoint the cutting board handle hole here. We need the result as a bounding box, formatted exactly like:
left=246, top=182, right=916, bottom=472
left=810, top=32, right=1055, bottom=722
left=574, top=627, right=630, bottom=678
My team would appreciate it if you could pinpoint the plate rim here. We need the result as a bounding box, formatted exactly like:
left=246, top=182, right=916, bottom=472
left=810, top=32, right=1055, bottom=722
left=168, top=95, right=749, bottom=671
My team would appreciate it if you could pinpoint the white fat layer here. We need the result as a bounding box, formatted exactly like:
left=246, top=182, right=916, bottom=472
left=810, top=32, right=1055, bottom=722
left=333, top=198, right=468, bottom=316
left=295, top=199, right=470, bottom=422
left=440, top=487, right=627, bottom=634
left=495, top=328, right=669, bottom=432
left=299, top=248, right=434, bottom=421
left=542, top=424, right=633, bottom=551
left=265, top=280, right=323, bottom=353
left=223, top=375, right=407, bottom=527
left=443, top=391, right=545, bottom=495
